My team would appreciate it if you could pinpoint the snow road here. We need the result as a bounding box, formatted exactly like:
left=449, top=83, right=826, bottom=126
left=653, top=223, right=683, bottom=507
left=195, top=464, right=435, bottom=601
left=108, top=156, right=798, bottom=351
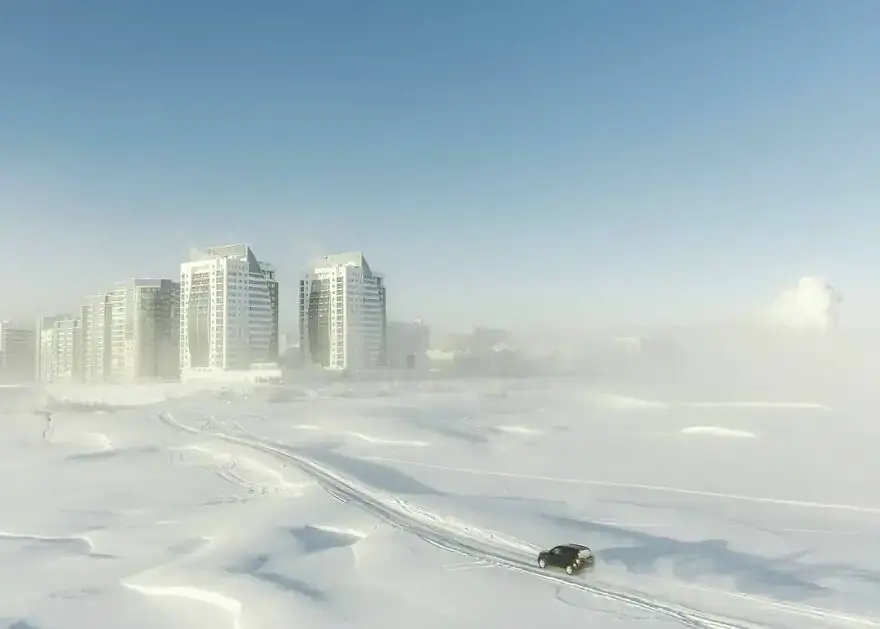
left=158, top=411, right=765, bottom=629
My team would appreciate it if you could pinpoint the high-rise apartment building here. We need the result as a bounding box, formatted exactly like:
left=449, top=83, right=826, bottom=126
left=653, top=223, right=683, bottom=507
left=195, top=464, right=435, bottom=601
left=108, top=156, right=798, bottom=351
left=35, top=315, right=80, bottom=383
left=78, top=279, right=180, bottom=383
left=260, top=261, right=280, bottom=361
left=299, top=252, right=386, bottom=370
left=80, top=293, right=111, bottom=381
left=180, top=244, right=275, bottom=378
left=0, top=321, right=36, bottom=382
left=108, top=279, right=180, bottom=381
left=35, top=316, right=59, bottom=383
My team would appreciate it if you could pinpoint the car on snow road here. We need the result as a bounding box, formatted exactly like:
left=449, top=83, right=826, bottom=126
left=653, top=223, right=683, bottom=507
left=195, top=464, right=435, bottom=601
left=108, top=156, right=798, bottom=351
left=537, top=543, right=594, bottom=574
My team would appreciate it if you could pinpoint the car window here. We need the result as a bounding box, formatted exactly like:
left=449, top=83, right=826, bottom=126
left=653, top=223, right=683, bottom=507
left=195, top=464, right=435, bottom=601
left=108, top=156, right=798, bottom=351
left=551, top=547, right=562, bottom=554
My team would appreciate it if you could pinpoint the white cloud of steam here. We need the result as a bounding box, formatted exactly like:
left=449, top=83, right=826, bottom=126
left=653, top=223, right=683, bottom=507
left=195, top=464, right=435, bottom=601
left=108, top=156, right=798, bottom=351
left=770, top=276, right=842, bottom=331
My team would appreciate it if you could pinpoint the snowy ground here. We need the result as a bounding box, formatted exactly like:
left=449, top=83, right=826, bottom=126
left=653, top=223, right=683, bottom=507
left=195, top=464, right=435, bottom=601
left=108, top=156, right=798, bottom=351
left=1, top=376, right=879, bottom=629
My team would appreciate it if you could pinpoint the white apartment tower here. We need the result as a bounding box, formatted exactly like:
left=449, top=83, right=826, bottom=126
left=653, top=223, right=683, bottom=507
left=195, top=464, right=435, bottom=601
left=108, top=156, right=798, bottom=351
left=299, top=252, right=387, bottom=370
left=110, top=279, right=180, bottom=381
left=80, top=293, right=111, bottom=381
left=180, top=244, right=275, bottom=377
left=78, top=279, right=180, bottom=383
left=35, top=315, right=81, bottom=383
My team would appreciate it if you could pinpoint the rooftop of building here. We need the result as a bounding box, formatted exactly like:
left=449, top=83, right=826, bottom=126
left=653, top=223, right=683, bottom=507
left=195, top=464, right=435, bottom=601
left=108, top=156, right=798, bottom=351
left=37, top=314, right=76, bottom=329
left=187, top=243, right=263, bottom=274
left=0, top=320, right=35, bottom=332
left=113, top=278, right=178, bottom=289
left=310, top=251, right=380, bottom=278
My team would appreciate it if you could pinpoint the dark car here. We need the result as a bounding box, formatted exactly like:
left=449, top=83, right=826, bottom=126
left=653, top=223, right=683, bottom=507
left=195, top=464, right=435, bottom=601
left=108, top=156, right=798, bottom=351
left=537, top=543, right=594, bottom=574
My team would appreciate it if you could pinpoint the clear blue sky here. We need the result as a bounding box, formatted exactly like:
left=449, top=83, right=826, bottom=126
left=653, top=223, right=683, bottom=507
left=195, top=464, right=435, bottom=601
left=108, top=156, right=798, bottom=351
left=2, top=0, right=880, bottom=332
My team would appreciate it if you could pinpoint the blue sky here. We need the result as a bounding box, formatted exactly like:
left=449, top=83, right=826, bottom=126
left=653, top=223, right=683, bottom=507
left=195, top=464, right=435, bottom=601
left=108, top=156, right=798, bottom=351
left=2, top=0, right=880, bottom=332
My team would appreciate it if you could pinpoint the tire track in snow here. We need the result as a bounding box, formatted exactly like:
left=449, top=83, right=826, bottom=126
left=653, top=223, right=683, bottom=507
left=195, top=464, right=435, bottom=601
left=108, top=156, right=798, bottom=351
left=176, top=444, right=300, bottom=497
left=158, top=411, right=757, bottom=629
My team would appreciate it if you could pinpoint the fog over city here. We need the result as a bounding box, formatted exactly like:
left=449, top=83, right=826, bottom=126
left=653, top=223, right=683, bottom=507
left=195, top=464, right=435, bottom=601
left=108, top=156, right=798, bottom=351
left=3, top=2, right=880, bottom=629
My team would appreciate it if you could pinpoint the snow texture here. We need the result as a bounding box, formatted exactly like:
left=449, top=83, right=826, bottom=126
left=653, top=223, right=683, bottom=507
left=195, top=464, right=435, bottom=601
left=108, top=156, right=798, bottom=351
left=0, top=374, right=878, bottom=629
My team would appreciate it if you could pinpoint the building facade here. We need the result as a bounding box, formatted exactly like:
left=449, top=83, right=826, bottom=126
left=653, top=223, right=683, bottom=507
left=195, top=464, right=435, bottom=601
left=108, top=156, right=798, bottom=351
left=0, top=321, right=36, bottom=382
left=108, top=279, right=180, bottom=381
left=180, top=244, right=276, bottom=378
left=74, top=279, right=181, bottom=383
left=80, top=293, right=111, bottom=381
left=33, top=278, right=179, bottom=384
left=35, top=315, right=81, bottom=383
left=299, top=252, right=386, bottom=370
left=260, top=261, right=280, bottom=362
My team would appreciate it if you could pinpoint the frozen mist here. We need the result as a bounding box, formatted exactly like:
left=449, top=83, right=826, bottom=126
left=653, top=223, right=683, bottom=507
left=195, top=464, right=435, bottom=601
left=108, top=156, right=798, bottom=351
left=1, top=349, right=879, bottom=629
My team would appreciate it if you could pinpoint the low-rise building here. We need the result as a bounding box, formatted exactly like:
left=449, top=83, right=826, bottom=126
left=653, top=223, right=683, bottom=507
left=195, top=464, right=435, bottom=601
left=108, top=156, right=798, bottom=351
left=0, top=321, right=36, bottom=382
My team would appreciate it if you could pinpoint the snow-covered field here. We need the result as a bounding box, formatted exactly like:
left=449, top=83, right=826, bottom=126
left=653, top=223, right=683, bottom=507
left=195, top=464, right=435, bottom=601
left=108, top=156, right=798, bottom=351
left=1, top=374, right=879, bottom=629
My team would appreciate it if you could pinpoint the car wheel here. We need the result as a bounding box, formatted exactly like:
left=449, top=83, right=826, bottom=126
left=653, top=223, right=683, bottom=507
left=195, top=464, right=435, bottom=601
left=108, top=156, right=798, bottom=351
left=565, top=565, right=574, bottom=575
left=538, top=558, right=546, bottom=568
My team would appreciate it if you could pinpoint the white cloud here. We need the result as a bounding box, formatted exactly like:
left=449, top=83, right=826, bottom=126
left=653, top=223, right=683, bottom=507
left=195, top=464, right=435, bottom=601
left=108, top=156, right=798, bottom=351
left=769, top=276, right=842, bottom=331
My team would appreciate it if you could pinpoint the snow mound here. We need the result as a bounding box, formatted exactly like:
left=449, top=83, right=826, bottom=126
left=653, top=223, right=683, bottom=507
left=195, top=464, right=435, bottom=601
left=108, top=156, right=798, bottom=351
left=680, top=426, right=756, bottom=438
left=86, top=432, right=114, bottom=451
left=595, top=393, right=669, bottom=410
left=122, top=583, right=243, bottom=629
left=0, top=531, right=95, bottom=554
left=176, top=444, right=312, bottom=495
left=288, top=524, right=367, bottom=553
left=345, top=432, right=429, bottom=447
left=494, top=425, right=542, bottom=435
left=53, top=431, right=114, bottom=451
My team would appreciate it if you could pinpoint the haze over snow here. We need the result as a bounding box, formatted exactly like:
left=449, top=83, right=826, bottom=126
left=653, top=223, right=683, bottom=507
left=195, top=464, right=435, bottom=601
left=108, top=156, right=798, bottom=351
left=1, top=341, right=879, bottom=629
